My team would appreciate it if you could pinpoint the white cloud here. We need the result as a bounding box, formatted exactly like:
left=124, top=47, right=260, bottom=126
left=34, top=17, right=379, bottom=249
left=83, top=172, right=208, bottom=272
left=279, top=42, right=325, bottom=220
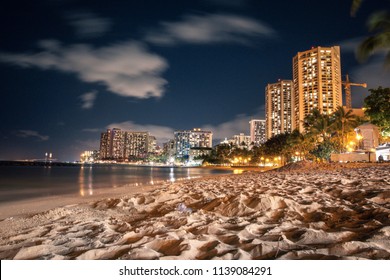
left=106, top=121, right=175, bottom=144
left=66, top=12, right=112, bottom=38
left=339, top=37, right=364, bottom=53
left=145, top=13, right=276, bottom=45
left=0, top=41, right=168, bottom=99
left=82, top=128, right=102, bottom=133
left=80, top=91, right=97, bottom=109
left=16, top=130, right=49, bottom=141
left=74, top=139, right=101, bottom=151
left=204, top=114, right=251, bottom=141
left=203, top=106, right=265, bottom=141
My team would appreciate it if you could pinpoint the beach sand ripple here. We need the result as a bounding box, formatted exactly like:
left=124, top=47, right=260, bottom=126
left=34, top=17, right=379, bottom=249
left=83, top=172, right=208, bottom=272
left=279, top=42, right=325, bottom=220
left=0, top=163, right=389, bottom=259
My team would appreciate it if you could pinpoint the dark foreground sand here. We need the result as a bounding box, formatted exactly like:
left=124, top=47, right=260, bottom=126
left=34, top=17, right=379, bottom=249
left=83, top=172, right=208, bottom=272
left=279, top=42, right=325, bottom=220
left=0, top=162, right=389, bottom=260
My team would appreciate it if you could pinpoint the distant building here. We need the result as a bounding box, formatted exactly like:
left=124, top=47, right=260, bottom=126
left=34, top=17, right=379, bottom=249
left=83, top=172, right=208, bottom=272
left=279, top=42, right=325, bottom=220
left=265, top=80, right=293, bottom=139
left=163, top=139, right=175, bottom=159
left=148, top=135, right=157, bottom=154
left=80, top=150, right=99, bottom=163
left=99, top=128, right=155, bottom=160
left=345, top=107, right=365, bottom=118
left=189, top=147, right=213, bottom=161
left=99, top=128, right=125, bottom=159
left=124, top=131, right=150, bottom=159
left=174, top=128, right=212, bottom=159
left=355, top=123, right=380, bottom=151
left=220, top=138, right=230, bottom=145
left=249, top=119, right=266, bottom=146
left=376, top=143, right=390, bottom=161
left=293, top=46, right=342, bottom=132
left=231, top=133, right=251, bottom=148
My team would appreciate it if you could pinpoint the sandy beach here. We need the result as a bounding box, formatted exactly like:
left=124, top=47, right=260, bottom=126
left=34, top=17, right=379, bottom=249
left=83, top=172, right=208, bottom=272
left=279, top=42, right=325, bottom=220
left=0, top=162, right=389, bottom=260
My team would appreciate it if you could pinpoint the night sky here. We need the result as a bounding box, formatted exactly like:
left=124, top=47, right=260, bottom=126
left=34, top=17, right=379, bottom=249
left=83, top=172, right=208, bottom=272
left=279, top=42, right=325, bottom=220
left=1, top=0, right=389, bottom=161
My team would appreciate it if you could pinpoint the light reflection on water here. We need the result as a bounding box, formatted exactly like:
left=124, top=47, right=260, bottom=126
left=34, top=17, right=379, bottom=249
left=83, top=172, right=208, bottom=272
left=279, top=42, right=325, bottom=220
left=0, top=165, right=233, bottom=203
left=79, top=165, right=93, bottom=196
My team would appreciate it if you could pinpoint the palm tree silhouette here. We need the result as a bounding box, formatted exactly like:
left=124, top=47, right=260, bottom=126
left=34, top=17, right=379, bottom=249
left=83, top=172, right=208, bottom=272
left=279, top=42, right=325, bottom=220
left=332, top=106, right=359, bottom=150
left=351, top=0, right=390, bottom=67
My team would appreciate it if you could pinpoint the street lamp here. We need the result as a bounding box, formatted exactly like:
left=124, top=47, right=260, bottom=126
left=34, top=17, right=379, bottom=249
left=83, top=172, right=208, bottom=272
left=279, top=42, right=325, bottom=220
left=356, top=134, right=363, bottom=150
left=349, top=141, right=356, bottom=151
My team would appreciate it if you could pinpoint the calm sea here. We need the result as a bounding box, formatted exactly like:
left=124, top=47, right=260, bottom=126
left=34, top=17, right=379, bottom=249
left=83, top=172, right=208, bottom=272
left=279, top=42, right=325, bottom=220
left=0, top=165, right=232, bottom=203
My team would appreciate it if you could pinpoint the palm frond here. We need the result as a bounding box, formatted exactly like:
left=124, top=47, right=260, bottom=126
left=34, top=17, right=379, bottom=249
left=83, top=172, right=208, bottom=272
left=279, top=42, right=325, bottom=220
left=367, top=11, right=390, bottom=32
left=357, top=36, right=378, bottom=61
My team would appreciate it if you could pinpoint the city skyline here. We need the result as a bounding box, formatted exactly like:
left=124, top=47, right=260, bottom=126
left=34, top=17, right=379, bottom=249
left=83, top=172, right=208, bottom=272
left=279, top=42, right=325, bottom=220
left=1, top=0, right=389, bottom=161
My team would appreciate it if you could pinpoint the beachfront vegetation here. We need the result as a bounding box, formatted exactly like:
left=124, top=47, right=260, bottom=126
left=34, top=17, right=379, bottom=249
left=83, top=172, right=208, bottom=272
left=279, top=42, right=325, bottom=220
left=203, top=85, right=390, bottom=165
left=363, top=87, right=390, bottom=138
left=351, top=0, right=390, bottom=67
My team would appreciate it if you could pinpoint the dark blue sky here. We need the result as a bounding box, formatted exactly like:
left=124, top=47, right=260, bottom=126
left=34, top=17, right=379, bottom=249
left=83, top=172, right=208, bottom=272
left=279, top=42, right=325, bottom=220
left=1, top=0, right=389, bottom=161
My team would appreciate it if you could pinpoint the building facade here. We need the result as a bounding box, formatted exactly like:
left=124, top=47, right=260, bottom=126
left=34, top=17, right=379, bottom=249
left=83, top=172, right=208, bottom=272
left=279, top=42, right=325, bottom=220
left=230, top=133, right=251, bottom=148
left=99, top=128, right=154, bottom=160
left=124, top=132, right=150, bottom=159
left=148, top=135, right=157, bottom=154
left=249, top=119, right=266, bottom=146
left=355, top=123, right=380, bottom=151
left=99, top=128, right=125, bottom=159
left=265, top=80, right=293, bottom=139
left=174, top=128, right=212, bottom=159
left=80, top=150, right=99, bottom=163
left=293, top=46, right=342, bottom=132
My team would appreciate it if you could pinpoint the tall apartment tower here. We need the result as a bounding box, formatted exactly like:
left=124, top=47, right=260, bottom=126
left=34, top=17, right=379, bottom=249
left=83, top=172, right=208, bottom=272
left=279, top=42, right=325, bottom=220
left=124, top=131, right=150, bottom=159
left=99, top=128, right=153, bottom=160
left=249, top=119, right=266, bottom=146
left=174, top=128, right=212, bottom=158
left=292, top=46, right=342, bottom=132
left=265, top=80, right=293, bottom=139
left=232, top=133, right=251, bottom=148
left=99, top=128, right=125, bottom=159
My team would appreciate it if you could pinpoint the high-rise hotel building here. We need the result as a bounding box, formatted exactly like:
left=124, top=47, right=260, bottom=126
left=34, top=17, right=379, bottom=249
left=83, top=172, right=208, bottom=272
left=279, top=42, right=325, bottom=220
left=100, top=128, right=125, bottom=159
left=292, top=46, right=342, bottom=132
left=249, top=119, right=266, bottom=145
left=174, top=128, right=212, bottom=158
left=265, top=80, right=293, bottom=139
left=99, top=128, right=153, bottom=160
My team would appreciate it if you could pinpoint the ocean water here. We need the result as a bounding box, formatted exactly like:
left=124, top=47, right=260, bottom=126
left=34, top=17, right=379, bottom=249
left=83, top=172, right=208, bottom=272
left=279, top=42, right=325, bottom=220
left=0, top=165, right=232, bottom=203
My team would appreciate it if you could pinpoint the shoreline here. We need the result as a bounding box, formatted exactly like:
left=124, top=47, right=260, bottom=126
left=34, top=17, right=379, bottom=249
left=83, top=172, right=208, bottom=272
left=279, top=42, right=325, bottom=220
left=0, top=162, right=389, bottom=260
left=0, top=169, right=234, bottom=221
left=0, top=165, right=271, bottom=220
